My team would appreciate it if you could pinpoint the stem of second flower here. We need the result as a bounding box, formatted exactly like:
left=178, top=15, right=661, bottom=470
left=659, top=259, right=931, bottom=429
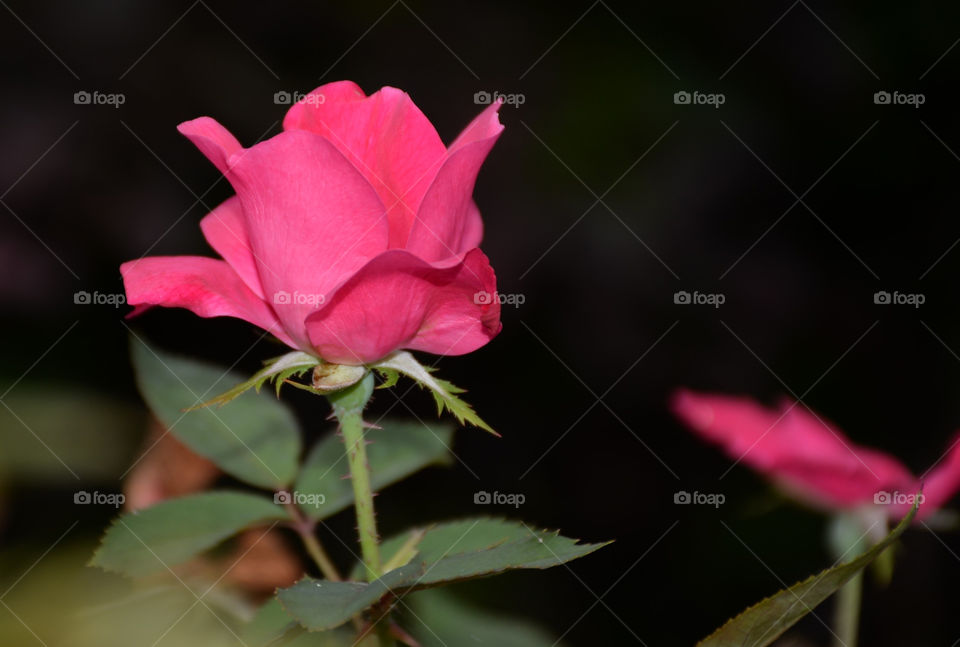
left=833, top=571, right=862, bottom=647
left=327, top=372, right=382, bottom=581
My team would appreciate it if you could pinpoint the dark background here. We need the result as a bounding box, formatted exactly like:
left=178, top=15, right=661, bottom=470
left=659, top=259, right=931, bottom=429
left=2, top=1, right=960, bottom=645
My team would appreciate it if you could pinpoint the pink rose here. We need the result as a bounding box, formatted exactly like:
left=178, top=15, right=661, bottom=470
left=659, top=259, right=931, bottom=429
left=671, top=389, right=960, bottom=519
left=121, top=81, right=503, bottom=365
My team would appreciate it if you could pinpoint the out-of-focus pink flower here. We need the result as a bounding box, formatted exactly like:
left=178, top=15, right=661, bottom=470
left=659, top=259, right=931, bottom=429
left=121, top=81, right=503, bottom=365
left=671, top=389, right=960, bottom=519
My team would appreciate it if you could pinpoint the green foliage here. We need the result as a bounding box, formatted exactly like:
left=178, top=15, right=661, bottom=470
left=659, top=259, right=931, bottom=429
left=373, top=351, right=496, bottom=434
left=698, top=502, right=918, bottom=646
left=243, top=598, right=358, bottom=647
left=188, top=351, right=320, bottom=407
left=130, top=338, right=301, bottom=488
left=295, top=420, right=455, bottom=520
left=91, top=491, right=288, bottom=577
left=280, top=564, right=420, bottom=632
left=405, top=588, right=561, bottom=646
left=374, top=368, right=400, bottom=389
left=277, top=519, right=609, bottom=631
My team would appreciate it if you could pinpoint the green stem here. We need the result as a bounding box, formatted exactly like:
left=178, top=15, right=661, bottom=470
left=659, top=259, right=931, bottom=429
left=833, top=571, right=862, bottom=647
left=327, top=372, right=381, bottom=581
left=285, top=502, right=340, bottom=582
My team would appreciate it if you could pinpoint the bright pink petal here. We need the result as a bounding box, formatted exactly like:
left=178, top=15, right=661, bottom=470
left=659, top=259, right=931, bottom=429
left=179, top=122, right=390, bottom=348
left=406, top=102, right=504, bottom=261
left=177, top=117, right=243, bottom=175
left=283, top=83, right=447, bottom=248
left=120, top=256, right=293, bottom=347
left=671, top=389, right=781, bottom=463
left=671, top=390, right=915, bottom=509
left=304, top=249, right=501, bottom=364
left=909, top=433, right=960, bottom=517
left=285, top=80, right=366, bottom=109
left=199, top=196, right=264, bottom=299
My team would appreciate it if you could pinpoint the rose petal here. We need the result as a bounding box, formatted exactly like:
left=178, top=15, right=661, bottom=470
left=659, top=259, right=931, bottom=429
left=406, top=101, right=503, bottom=261
left=908, top=433, right=960, bottom=517
left=283, top=83, right=447, bottom=248
left=177, top=117, right=243, bottom=175
left=672, top=390, right=915, bottom=509
left=199, top=196, right=264, bottom=299
left=304, top=248, right=500, bottom=364
left=120, top=256, right=293, bottom=347
left=179, top=122, right=390, bottom=348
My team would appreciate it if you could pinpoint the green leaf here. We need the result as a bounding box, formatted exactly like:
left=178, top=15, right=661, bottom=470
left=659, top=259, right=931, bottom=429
left=278, top=519, right=609, bottom=631
left=243, top=598, right=356, bottom=647
left=372, top=351, right=497, bottom=435
left=279, top=564, right=422, bottom=632
left=405, top=588, right=561, bottom=647
left=91, top=491, right=289, bottom=577
left=130, top=337, right=301, bottom=489
left=698, top=501, right=919, bottom=646
left=294, top=419, right=455, bottom=520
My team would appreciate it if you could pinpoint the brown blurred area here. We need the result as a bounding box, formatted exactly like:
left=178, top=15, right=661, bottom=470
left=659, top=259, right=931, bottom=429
left=124, top=422, right=301, bottom=597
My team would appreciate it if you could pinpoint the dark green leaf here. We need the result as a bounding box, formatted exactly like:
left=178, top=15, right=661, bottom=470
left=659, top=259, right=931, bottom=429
left=279, top=519, right=609, bottom=631
left=91, top=491, right=288, bottom=577
left=130, top=337, right=301, bottom=488
left=279, top=565, right=422, bottom=632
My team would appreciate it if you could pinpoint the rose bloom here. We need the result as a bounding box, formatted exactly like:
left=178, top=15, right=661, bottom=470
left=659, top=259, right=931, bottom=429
left=672, top=389, right=960, bottom=519
left=121, top=81, right=503, bottom=365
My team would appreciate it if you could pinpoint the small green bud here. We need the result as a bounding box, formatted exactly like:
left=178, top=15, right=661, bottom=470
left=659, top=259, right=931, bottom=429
left=324, top=369, right=374, bottom=411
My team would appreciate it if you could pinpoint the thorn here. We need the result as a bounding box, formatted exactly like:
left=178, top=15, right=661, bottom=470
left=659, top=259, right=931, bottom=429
left=362, top=420, right=383, bottom=430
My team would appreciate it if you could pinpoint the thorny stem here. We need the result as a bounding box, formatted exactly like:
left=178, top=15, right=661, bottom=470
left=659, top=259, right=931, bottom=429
left=327, top=372, right=394, bottom=645
left=328, top=372, right=382, bottom=581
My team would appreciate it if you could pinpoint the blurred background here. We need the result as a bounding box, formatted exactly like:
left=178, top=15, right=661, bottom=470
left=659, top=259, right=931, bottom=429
left=3, top=1, right=960, bottom=645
